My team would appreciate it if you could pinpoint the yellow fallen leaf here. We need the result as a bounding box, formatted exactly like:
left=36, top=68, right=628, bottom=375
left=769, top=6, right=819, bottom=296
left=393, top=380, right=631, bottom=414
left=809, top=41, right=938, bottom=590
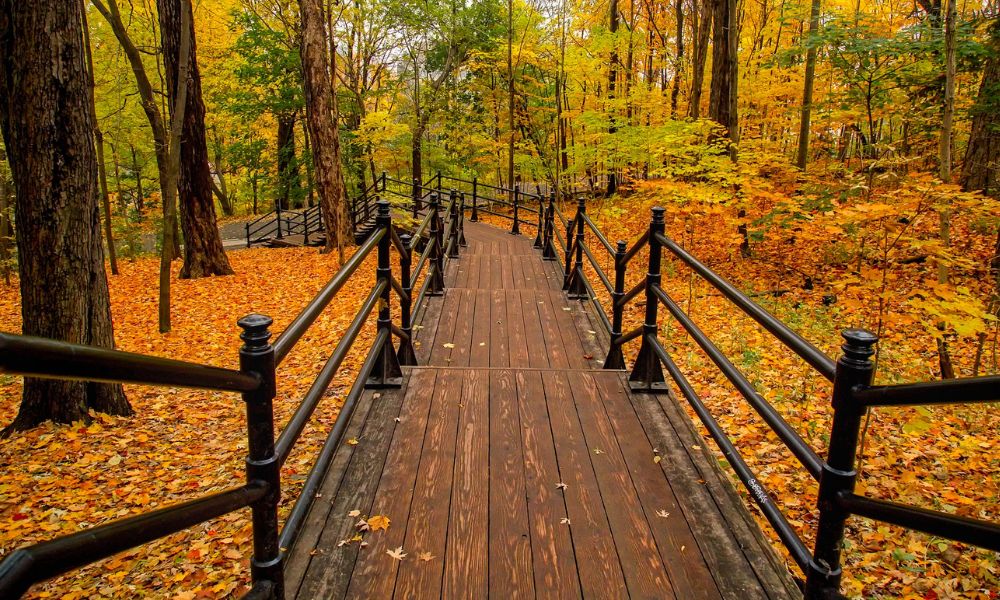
left=367, top=515, right=390, bottom=532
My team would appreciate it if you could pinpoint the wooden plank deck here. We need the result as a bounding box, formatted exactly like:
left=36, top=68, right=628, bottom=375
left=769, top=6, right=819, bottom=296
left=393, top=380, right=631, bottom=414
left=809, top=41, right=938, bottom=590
left=284, top=222, right=800, bottom=599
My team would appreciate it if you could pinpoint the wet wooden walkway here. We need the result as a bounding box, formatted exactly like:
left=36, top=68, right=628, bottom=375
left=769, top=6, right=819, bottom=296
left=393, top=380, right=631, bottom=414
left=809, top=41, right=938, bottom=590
left=284, top=222, right=800, bottom=599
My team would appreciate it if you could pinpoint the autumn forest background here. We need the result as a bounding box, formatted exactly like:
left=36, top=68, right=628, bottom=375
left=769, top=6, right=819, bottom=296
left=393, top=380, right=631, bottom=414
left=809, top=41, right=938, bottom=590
left=0, top=0, right=999, bottom=597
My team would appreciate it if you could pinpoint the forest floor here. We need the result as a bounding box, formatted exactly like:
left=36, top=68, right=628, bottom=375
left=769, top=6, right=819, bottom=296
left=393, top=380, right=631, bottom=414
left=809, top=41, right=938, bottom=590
left=0, top=247, right=383, bottom=599
left=1, top=168, right=998, bottom=598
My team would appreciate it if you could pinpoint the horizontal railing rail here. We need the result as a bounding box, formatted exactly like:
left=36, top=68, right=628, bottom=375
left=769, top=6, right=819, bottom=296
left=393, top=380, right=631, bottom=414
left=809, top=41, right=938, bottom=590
left=0, top=195, right=465, bottom=599
left=531, top=198, right=1000, bottom=599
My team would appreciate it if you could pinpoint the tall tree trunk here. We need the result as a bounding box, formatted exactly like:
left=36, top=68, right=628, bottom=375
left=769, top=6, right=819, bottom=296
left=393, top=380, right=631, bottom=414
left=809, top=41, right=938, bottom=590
left=300, top=0, right=347, bottom=260
left=606, top=0, right=620, bottom=195
left=276, top=114, right=299, bottom=210
left=0, top=0, right=132, bottom=432
left=211, top=129, right=234, bottom=216
left=796, top=0, right=821, bottom=169
left=157, top=0, right=233, bottom=279
left=708, top=0, right=739, bottom=155
left=962, top=17, right=1000, bottom=196
left=130, top=143, right=145, bottom=216
left=0, top=147, right=11, bottom=285
left=670, top=0, right=684, bottom=117
left=82, top=11, right=118, bottom=276
left=507, top=0, right=516, bottom=205
left=688, top=0, right=712, bottom=118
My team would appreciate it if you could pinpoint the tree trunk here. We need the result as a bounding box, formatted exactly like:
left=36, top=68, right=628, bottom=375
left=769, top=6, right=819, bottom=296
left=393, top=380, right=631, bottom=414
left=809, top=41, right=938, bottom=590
left=961, top=17, right=999, bottom=196
left=795, top=0, right=821, bottom=169
left=82, top=11, right=119, bottom=276
left=688, top=0, right=712, bottom=118
left=508, top=0, right=516, bottom=206
left=606, top=0, right=620, bottom=195
left=157, top=0, right=233, bottom=279
left=211, top=131, right=234, bottom=216
left=0, top=148, right=11, bottom=285
left=0, top=0, right=132, bottom=432
left=130, top=144, right=145, bottom=216
left=670, top=0, right=684, bottom=117
left=300, top=0, right=347, bottom=259
left=709, top=0, right=739, bottom=153
left=277, top=114, right=301, bottom=210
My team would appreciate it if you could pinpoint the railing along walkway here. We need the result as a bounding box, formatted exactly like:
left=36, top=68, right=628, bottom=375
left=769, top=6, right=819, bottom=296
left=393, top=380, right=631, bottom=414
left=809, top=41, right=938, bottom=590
left=283, top=221, right=800, bottom=599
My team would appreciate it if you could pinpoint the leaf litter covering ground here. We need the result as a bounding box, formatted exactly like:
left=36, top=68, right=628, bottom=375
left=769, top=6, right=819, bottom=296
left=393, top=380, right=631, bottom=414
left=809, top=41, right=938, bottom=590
left=0, top=246, right=419, bottom=599
left=574, top=181, right=999, bottom=599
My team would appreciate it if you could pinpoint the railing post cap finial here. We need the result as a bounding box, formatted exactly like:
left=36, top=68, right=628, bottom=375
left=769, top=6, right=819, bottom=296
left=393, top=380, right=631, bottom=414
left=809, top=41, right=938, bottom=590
left=430, top=193, right=440, bottom=206
left=651, top=206, right=665, bottom=221
left=450, top=188, right=457, bottom=198
left=840, top=328, right=877, bottom=364
left=237, top=314, right=273, bottom=349
left=616, top=240, right=627, bottom=253
left=577, top=196, right=586, bottom=209
left=376, top=198, right=390, bottom=213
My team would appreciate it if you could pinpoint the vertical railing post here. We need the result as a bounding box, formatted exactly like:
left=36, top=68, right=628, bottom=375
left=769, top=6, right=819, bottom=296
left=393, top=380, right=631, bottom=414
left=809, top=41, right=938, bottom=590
left=604, top=240, right=627, bottom=369
left=542, top=191, right=557, bottom=260
left=303, top=207, right=311, bottom=245
left=533, top=194, right=544, bottom=248
left=470, top=177, right=479, bottom=222
left=561, top=214, right=574, bottom=289
left=511, top=183, right=521, bottom=235
left=428, top=193, right=445, bottom=296
left=436, top=170, right=442, bottom=195
left=237, top=314, right=283, bottom=598
left=412, top=176, right=421, bottom=218
left=397, top=232, right=418, bottom=366
left=381, top=171, right=387, bottom=193
left=368, top=200, right=403, bottom=388
left=628, top=206, right=667, bottom=392
left=245, top=222, right=251, bottom=249
left=806, top=329, right=877, bottom=599
left=275, top=204, right=283, bottom=239
left=458, top=192, right=468, bottom=247
left=448, top=189, right=460, bottom=258
left=565, top=197, right=588, bottom=299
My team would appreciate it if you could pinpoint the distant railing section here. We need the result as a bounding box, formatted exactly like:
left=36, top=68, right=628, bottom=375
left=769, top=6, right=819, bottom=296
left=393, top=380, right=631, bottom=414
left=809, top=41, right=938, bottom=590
left=539, top=198, right=1000, bottom=599
left=0, top=194, right=467, bottom=599
left=245, top=204, right=324, bottom=248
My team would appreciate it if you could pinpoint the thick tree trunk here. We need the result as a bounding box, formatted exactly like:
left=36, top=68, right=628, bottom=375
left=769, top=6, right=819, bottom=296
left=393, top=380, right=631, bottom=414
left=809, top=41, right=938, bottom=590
left=709, top=0, right=739, bottom=153
left=670, top=0, right=684, bottom=117
left=961, top=18, right=1000, bottom=197
left=130, top=144, right=145, bottom=215
left=211, top=129, right=234, bottom=216
left=299, top=0, right=347, bottom=259
left=0, top=148, right=11, bottom=285
left=0, top=0, right=131, bottom=432
left=157, top=0, right=233, bottom=279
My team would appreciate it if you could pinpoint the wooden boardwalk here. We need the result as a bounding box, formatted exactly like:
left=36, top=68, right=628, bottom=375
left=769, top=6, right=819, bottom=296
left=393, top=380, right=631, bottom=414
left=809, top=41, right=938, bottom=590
left=284, top=222, right=800, bottom=599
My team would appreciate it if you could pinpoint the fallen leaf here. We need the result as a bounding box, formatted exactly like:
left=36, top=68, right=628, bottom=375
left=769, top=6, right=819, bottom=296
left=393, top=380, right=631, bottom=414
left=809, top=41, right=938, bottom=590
left=653, top=456, right=662, bottom=464
left=367, top=515, right=390, bottom=532
left=386, top=546, right=407, bottom=561
left=348, top=509, right=361, bottom=518
left=442, top=342, right=455, bottom=349
left=556, top=482, right=568, bottom=490
left=656, top=510, right=670, bottom=518
left=417, top=551, right=434, bottom=562
left=346, top=438, right=359, bottom=446
left=560, top=518, right=571, bottom=525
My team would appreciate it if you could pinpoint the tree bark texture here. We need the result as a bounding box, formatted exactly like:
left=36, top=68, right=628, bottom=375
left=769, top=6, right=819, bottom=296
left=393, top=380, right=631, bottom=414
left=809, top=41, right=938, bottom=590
left=796, top=0, right=821, bottom=169
left=157, top=0, right=233, bottom=279
left=709, top=0, right=739, bottom=149
left=961, top=17, right=1000, bottom=197
left=688, top=0, right=712, bottom=118
left=0, top=0, right=131, bottom=431
left=299, top=0, right=348, bottom=257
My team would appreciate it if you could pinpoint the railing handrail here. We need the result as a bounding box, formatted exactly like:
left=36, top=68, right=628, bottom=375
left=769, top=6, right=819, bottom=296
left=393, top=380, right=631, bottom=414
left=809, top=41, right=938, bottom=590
left=0, top=195, right=461, bottom=598
left=537, top=199, right=1000, bottom=599
left=0, top=333, right=260, bottom=393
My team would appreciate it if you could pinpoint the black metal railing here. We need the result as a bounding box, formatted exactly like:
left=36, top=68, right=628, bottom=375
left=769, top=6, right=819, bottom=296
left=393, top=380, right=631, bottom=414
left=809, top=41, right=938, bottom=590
left=0, top=196, right=466, bottom=599
left=538, top=199, right=1000, bottom=599
left=246, top=204, right=324, bottom=247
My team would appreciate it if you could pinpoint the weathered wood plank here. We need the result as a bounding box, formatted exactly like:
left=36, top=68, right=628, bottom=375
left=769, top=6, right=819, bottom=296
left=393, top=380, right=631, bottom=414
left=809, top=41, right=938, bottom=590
left=488, top=369, right=536, bottom=599
left=343, top=369, right=439, bottom=599
left=442, top=369, right=490, bottom=598
left=544, top=371, right=629, bottom=598
left=469, top=288, right=491, bottom=367
left=569, top=373, right=675, bottom=598
left=392, top=368, right=464, bottom=598
left=592, top=371, right=722, bottom=600
left=517, top=370, right=582, bottom=599
left=490, top=288, right=510, bottom=368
